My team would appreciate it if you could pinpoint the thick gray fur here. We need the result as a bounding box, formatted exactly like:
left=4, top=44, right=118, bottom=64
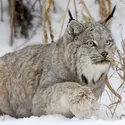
left=0, top=19, right=116, bottom=119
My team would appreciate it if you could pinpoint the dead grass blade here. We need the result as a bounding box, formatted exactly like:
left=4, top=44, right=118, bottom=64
left=47, top=0, right=54, bottom=42
left=47, top=15, right=54, bottom=42
left=105, top=76, right=122, bottom=106
left=106, top=74, right=125, bottom=118
left=117, top=70, right=125, bottom=82
left=81, top=11, right=90, bottom=23
left=99, top=0, right=108, bottom=21
left=73, top=0, right=78, bottom=20
left=59, top=0, right=70, bottom=38
left=42, top=0, right=48, bottom=43
left=79, top=0, right=92, bottom=19
left=47, top=0, right=54, bottom=13
left=112, top=84, right=125, bottom=118
left=105, top=89, right=112, bottom=102
left=106, top=0, right=112, bottom=15
left=102, top=104, right=113, bottom=118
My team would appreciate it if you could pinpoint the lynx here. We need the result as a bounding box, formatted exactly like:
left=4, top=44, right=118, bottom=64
left=0, top=7, right=116, bottom=119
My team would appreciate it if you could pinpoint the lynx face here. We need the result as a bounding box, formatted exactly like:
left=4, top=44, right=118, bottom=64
left=76, top=22, right=115, bottom=63
left=64, top=20, right=116, bottom=84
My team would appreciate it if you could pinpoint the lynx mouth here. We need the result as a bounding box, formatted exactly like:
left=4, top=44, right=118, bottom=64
left=93, top=59, right=110, bottom=64
left=91, top=56, right=112, bottom=64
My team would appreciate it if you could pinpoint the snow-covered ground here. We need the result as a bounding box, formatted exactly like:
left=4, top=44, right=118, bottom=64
left=0, top=115, right=125, bottom=125
left=0, top=0, right=125, bottom=124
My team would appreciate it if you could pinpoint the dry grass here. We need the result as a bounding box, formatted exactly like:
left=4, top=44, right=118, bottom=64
left=113, top=38, right=125, bottom=118
left=103, top=36, right=125, bottom=118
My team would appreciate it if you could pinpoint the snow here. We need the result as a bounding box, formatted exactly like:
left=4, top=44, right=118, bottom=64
left=0, top=115, right=125, bottom=125
left=0, top=0, right=125, bottom=124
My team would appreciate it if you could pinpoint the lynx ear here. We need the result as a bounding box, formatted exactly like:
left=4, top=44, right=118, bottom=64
left=68, top=10, right=74, bottom=22
left=67, top=20, right=83, bottom=35
left=102, top=6, right=116, bottom=29
left=104, top=6, right=116, bottom=23
left=67, top=10, right=83, bottom=35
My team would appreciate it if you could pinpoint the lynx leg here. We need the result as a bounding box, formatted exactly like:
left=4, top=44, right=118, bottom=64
left=33, top=82, right=99, bottom=119
left=60, top=82, right=99, bottom=119
left=68, top=85, right=99, bottom=119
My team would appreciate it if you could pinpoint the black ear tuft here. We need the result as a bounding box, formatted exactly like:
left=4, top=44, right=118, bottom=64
left=68, top=10, right=74, bottom=22
left=104, top=6, right=116, bottom=23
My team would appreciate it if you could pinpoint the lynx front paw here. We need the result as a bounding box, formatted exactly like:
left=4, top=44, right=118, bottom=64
left=69, top=86, right=99, bottom=119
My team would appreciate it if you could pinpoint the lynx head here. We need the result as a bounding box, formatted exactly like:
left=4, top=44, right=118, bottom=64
left=64, top=7, right=116, bottom=84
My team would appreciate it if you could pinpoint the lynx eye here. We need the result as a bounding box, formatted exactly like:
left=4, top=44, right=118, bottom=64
left=87, top=41, right=96, bottom=47
left=106, top=40, right=112, bottom=46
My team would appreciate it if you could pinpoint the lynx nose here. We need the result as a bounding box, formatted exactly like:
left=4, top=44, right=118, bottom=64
left=101, top=51, right=108, bottom=58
